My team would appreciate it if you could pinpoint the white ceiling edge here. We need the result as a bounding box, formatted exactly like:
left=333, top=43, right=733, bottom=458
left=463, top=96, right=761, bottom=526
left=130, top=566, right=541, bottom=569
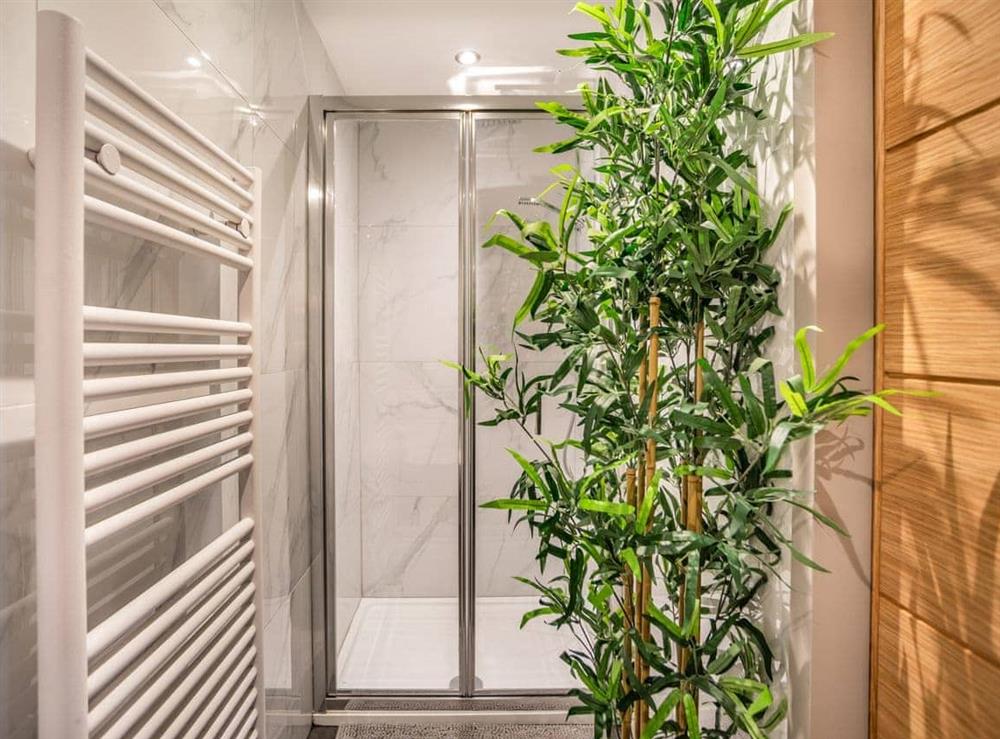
left=300, top=0, right=597, bottom=97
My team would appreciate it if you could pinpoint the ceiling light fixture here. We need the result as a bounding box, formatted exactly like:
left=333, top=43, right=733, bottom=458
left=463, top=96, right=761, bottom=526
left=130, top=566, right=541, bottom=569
left=454, top=49, right=481, bottom=66
left=186, top=55, right=202, bottom=68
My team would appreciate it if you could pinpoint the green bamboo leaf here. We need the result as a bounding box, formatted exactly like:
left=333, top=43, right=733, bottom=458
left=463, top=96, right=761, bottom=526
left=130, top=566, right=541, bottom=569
left=533, top=135, right=583, bottom=153
left=636, top=469, right=661, bottom=531
left=698, top=358, right=743, bottom=424
left=779, top=381, right=807, bottom=417
left=868, top=394, right=902, bottom=416
left=683, top=694, right=701, bottom=739
left=579, top=498, right=634, bottom=516
left=757, top=359, right=778, bottom=418
left=671, top=410, right=732, bottom=436
left=621, top=547, right=641, bottom=580
left=506, top=448, right=546, bottom=494
left=700, top=152, right=757, bottom=195
left=514, top=270, right=551, bottom=327
left=582, top=105, right=625, bottom=133
left=747, top=684, right=773, bottom=716
left=520, top=607, right=558, bottom=628
left=787, top=498, right=848, bottom=536
left=765, top=422, right=793, bottom=473
left=812, top=324, right=885, bottom=395
left=647, top=602, right=684, bottom=641
left=701, top=0, right=726, bottom=48
left=794, top=325, right=820, bottom=390
left=683, top=553, right=701, bottom=638
left=740, top=0, right=797, bottom=48
left=738, top=31, right=834, bottom=58
left=483, top=233, right=533, bottom=258
left=641, top=689, right=683, bottom=739
left=572, top=1, right=610, bottom=25
left=481, top=498, right=548, bottom=512
left=787, top=541, right=830, bottom=573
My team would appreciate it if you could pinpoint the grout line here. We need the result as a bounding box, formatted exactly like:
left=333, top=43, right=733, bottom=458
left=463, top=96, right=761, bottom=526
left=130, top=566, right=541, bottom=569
left=150, top=0, right=295, bottom=153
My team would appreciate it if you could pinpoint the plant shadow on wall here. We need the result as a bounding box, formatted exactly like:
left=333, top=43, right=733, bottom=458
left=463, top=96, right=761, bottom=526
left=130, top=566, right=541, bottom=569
left=874, top=6, right=1000, bottom=737
left=448, top=2, right=927, bottom=738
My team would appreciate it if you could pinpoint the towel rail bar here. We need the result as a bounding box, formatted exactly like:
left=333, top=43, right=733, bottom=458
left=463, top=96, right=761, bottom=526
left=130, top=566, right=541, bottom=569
left=85, top=195, right=252, bottom=270
left=83, top=367, right=252, bottom=399
left=84, top=388, right=252, bottom=438
left=84, top=433, right=253, bottom=511
left=85, top=455, right=254, bottom=546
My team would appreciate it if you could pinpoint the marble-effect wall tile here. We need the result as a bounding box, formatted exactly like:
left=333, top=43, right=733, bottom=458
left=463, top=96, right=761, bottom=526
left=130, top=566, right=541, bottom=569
left=0, top=4, right=39, bottom=730
left=359, top=362, right=459, bottom=597
left=357, top=224, right=458, bottom=364
left=153, top=0, right=255, bottom=99
left=358, top=120, right=460, bottom=227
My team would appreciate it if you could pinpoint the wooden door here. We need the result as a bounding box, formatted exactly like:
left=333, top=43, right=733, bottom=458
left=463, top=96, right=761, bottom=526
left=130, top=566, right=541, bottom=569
left=872, top=1, right=1000, bottom=736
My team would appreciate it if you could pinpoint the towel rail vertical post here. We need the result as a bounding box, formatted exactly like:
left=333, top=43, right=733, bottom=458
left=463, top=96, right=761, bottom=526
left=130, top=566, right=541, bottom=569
left=242, top=167, right=268, bottom=737
left=34, top=10, right=89, bottom=739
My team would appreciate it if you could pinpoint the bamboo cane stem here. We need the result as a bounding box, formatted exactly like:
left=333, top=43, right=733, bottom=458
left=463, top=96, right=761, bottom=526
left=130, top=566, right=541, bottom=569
left=678, top=321, right=705, bottom=732
left=637, top=298, right=660, bottom=734
left=634, top=348, right=647, bottom=738
left=621, top=467, right=637, bottom=739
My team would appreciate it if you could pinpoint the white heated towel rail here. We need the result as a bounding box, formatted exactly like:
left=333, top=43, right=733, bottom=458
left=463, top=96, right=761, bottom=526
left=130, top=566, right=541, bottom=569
left=34, top=10, right=266, bottom=738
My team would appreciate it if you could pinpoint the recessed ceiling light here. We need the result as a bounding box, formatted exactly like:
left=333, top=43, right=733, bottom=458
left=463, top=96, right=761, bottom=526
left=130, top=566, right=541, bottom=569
left=455, top=49, right=481, bottom=66
left=186, top=55, right=202, bottom=68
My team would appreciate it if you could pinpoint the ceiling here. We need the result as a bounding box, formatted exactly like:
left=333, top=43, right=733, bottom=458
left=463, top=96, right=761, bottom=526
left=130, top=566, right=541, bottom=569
left=301, top=0, right=596, bottom=96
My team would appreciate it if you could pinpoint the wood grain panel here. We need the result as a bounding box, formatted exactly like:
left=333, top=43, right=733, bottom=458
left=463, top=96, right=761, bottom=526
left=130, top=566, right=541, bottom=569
left=875, top=0, right=1000, bottom=733
left=884, top=0, right=1000, bottom=147
left=876, top=599, right=1000, bottom=739
left=882, top=103, right=1000, bottom=380
left=878, top=379, right=1000, bottom=664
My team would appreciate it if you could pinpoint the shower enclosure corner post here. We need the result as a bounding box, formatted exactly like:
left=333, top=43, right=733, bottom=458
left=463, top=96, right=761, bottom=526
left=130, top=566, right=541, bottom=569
left=458, top=110, right=477, bottom=697
left=318, top=106, right=339, bottom=698
left=33, top=10, right=89, bottom=739
left=306, top=96, right=334, bottom=708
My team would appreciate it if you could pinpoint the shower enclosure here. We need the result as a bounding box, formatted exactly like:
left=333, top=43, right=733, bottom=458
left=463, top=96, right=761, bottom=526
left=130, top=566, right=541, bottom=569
left=318, top=98, right=588, bottom=698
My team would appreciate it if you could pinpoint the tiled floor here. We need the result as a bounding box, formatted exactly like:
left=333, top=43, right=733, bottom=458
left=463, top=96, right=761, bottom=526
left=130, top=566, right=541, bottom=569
left=336, top=597, right=579, bottom=691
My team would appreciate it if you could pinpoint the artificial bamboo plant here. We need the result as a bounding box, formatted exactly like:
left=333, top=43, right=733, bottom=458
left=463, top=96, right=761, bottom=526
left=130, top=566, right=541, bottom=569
left=451, top=1, right=906, bottom=737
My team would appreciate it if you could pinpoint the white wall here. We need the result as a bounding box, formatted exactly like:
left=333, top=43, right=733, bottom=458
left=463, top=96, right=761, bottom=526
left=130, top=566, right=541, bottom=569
left=0, top=2, right=342, bottom=738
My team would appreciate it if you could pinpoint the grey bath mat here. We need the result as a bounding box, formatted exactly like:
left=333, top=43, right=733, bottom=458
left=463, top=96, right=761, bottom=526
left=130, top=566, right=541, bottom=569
left=332, top=725, right=592, bottom=739
left=342, top=699, right=575, bottom=712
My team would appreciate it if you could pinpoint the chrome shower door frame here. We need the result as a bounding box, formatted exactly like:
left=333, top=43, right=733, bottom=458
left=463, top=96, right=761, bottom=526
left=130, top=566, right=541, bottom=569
left=308, top=96, right=580, bottom=703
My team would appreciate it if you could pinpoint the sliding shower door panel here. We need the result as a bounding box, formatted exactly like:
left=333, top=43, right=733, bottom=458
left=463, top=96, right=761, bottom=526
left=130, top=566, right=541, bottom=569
left=472, top=114, right=585, bottom=691
left=331, top=115, right=462, bottom=692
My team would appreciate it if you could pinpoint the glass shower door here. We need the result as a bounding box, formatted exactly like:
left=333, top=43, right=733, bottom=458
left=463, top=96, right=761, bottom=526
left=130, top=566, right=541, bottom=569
left=329, top=114, right=462, bottom=692
left=326, top=108, right=586, bottom=696
left=473, top=113, right=584, bottom=691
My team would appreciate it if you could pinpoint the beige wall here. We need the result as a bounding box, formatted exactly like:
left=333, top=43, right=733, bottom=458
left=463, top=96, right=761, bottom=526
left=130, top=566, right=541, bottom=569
left=808, top=1, right=875, bottom=737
